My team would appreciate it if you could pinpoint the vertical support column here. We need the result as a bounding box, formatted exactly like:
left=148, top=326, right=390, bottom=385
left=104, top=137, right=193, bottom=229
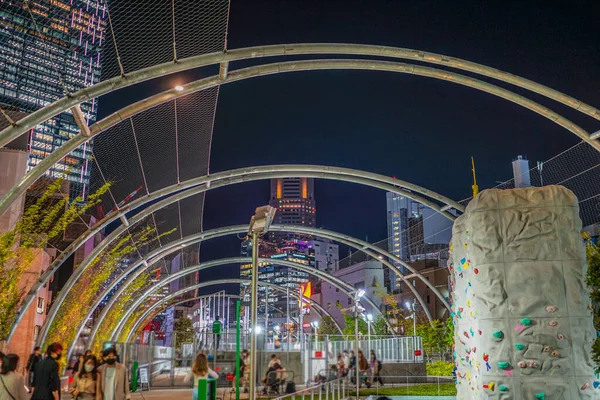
left=249, top=232, right=259, bottom=400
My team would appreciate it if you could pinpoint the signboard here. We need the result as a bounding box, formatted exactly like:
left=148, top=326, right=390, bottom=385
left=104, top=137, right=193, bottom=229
left=139, top=368, right=149, bottom=384
left=302, top=323, right=310, bottom=329
left=414, top=350, right=422, bottom=356
left=314, top=351, right=323, bottom=358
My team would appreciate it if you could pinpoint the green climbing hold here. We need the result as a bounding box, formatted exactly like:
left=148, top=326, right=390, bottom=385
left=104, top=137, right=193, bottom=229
left=497, top=361, right=510, bottom=370
left=521, top=317, right=531, bottom=326
left=493, top=330, right=504, bottom=339
left=535, top=393, right=545, bottom=400
left=499, top=385, right=508, bottom=392
left=515, top=343, right=525, bottom=350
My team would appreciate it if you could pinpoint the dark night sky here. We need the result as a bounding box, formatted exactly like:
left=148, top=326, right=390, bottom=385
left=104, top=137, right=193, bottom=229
left=98, top=1, right=600, bottom=280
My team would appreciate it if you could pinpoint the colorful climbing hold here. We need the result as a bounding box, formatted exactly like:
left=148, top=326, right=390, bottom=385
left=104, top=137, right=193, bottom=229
left=546, top=305, right=556, bottom=313
left=549, top=320, right=558, bottom=327
left=482, top=382, right=495, bottom=391
left=557, top=333, right=565, bottom=340
left=581, top=383, right=590, bottom=390
left=515, top=343, right=525, bottom=350
left=498, top=385, right=508, bottom=392
left=529, top=361, right=539, bottom=369
left=551, top=350, right=560, bottom=357
left=497, top=361, right=510, bottom=370
left=492, top=330, right=504, bottom=339
left=535, top=392, right=545, bottom=400
left=517, top=361, right=527, bottom=368
left=593, top=381, right=600, bottom=389
left=474, top=268, right=479, bottom=274
left=521, top=317, right=531, bottom=326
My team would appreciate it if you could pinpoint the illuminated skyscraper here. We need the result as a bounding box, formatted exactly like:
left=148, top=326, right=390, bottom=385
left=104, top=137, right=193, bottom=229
left=269, top=178, right=316, bottom=227
left=0, top=0, right=107, bottom=199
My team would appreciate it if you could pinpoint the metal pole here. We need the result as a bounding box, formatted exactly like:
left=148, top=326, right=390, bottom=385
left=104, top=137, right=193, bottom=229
left=236, top=300, right=241, bottom=400
left=299, top=290, right=304, bottom=360
left=367, top=321, right=371, bottom=356
left=412, top=299, right=417, bottom=362
left=249, top=232, right=259, bottom=400
left=286, top=286, right=290, bottom=365
left=354, top=297, right=359, bottom=400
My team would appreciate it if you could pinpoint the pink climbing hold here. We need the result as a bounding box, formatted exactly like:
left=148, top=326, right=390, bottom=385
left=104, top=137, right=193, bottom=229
left=517, top=361, right=527, bottom=368
left=549, top=320, right=558, bottom=327
left=546, top=305, right=556, bottom=313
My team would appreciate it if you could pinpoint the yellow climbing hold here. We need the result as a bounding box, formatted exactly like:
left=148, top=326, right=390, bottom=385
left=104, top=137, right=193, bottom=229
left=488, top=382, right=495, bottom=391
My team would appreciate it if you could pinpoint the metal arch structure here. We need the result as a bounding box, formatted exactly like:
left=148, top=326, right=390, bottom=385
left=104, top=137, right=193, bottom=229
left=20, top=167, right=457, bottom=347
left=123, top=293, right=342, bottom=347
left=85, top=256, right=375, bottom=355
left=122, top=279, right=344, bottom=345
left=2, top=56, right=599, bottom=219
left=109, top=258, right=363, bottom=343
left=1, top=42, right=598, bottom=152
left=69, top=220, right=438, bottom=358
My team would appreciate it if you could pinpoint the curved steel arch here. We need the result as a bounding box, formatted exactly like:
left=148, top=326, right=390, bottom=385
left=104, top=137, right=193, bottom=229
left=1, top=56, right=597, bottom=218
left=109, top=257, right=364, bottom=343
left=1, top=43, right=598, bottom=150
left=52, top=222, right=441, bottom=357
left=122, top=279, right=344, bottom=345
left=87, top=256, right=364, bottom=353
left=22, top=167, right=455, bottom=346
left=123, top=293, right=342, bottom=347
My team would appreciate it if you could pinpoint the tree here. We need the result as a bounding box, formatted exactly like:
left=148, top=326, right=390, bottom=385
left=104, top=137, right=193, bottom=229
left=372, top=283, right=413, bottom=335
left=584, top=232, right=600, bottom=367
left=174, top=317, right=194, bottom=350
left=372, top=314, right=389, bottom=335
left=318, top=316, right=339, bottom=336
left=341, top=313, right=368, bottom=337
left=416, top=320, right=452, bottom=362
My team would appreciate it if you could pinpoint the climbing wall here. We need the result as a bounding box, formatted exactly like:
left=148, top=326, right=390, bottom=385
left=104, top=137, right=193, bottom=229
left=449, top=186, right=598, bottom=399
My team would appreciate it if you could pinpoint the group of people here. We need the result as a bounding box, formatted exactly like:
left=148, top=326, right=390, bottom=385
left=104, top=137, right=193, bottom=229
left=0, top=343, right=130, bottom=400
left=335, top=349, right=383, bottom=388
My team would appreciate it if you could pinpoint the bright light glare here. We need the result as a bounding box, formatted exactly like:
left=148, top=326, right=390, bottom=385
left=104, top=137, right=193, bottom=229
left=254, top=325, right=263, bottom=334
left=357, top=289, right=366, bottom=298
left=366, top=313, right=373, bottom=322
left=405, top=302, right=412, bottom=310
left=311, top=321, right=319, bottom=328
left=174, top=85, right=184, bottom=91
left=274, top=325, right=281, bottom=332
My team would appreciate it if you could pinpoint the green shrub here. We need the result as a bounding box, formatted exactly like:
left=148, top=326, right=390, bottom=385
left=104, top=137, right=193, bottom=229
left=426, top=361, right=454, bottom=377
left=350, top=383, right=457, bottom=396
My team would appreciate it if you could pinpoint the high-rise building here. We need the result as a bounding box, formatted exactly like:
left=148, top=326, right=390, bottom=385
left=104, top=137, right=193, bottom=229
left=269, top=178, right=316, bottom=229
left=0, top=1, right=107, bottom=199
left=386, top=191, right=453, bottom=290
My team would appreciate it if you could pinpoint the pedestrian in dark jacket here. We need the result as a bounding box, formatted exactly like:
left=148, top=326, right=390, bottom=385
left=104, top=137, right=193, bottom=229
left=32, top=343, right=63, bottom=400
left=26, top=346, right=43, bottom=389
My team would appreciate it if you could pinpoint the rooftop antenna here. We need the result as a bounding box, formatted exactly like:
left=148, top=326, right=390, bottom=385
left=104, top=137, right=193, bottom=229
left=471, top=157, right=479, bottom=197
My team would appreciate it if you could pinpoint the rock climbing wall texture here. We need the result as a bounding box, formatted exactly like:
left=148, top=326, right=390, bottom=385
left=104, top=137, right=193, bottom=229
left=450, top=186, right=598, bottom=399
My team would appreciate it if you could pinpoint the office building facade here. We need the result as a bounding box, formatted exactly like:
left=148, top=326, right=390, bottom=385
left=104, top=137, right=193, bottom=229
left=0, top=0, right=106, bottom=199
left=269, top=178, right=316, bottom=228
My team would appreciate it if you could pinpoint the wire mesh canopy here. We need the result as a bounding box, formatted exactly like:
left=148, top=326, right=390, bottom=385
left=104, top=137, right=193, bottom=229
left=1, top=0, right=600, bottom=351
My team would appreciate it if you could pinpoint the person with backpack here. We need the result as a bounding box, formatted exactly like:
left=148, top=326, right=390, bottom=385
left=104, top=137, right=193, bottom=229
left=370, top=350, right=384, bottom=386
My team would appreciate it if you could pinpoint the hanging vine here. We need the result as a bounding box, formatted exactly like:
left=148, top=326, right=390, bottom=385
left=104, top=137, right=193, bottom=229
left=0, top=177, right=110, bottom=340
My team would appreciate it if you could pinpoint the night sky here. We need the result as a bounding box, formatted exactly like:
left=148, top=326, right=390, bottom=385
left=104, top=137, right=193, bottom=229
left=97, top=1, right=600, bottom=283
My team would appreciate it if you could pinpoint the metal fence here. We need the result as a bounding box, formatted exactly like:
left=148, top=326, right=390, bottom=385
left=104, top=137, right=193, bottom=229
left=306, top=335, right=424, bottom=363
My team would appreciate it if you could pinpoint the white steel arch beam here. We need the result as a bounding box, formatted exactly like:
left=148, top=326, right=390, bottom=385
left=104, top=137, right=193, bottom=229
left=124, top=293, right=342, bottom=346
left=86, top=256, right=359, bottom=353
left=19, top=167, right=455, bottom=346
left=108, top=257, right=365, bottom=343
left=1, top=43, right=598, bottom=151
left=43, top=222, right=439, bottom=355
left=122, top=279, right=344, bottom=345
left=1, top=56, right=597, bottom=219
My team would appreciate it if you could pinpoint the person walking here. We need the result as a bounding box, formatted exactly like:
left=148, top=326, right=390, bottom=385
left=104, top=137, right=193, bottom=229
left=342, top=351, right=350, bottom=377
left=357, top=350, right=369, bottom=388
left=32, top=343, right=63, bottom=400
left=348, top=350, right=356, bottom=383
left=70, top=355, right=101, bottom=400
left=0, top=353, right=29, bottom=400
left=184, top=353, right=218, bottom=400
left=370, top=351, right=383, bottom=386
left=25, top=346, right=43, bottom=390
left=241, top=350, right=250, bottom=393
left=97, top=348, right=130, bottom=400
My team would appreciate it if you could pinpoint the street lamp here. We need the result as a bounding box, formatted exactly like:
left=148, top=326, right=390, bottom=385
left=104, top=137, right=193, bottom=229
left=354, top=289, right=365, bottom=400
left=174, top=85, right=184, bottom=91
left=248, top=205, right=276, bottom=400
left=366, top=313, right=373, bottom=355
left=405, top=299, right=417, bottom=362
left=311, top=320, right=319, bottom=340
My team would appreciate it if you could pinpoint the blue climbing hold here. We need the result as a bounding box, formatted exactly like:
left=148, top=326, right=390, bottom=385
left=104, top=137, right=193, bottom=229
left=594, top=381, right=600, bottom=389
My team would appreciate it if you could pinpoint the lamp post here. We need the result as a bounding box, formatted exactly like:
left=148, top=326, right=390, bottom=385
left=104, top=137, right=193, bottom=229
left=354, top=289, right=365, bottom=400
left=311, top=320, right=319, bottom=341
left=405, top=299, right=417, bottom=362
left=366, top=313, right=373, bottom=355
left=247, top=205, right=276, bottom=400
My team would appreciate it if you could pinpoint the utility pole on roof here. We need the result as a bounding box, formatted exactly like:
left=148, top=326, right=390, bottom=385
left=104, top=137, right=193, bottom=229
left=471, top=157, right=479, bottom=197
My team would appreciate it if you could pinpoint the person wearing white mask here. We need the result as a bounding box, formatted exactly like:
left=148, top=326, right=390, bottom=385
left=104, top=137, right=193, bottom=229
left=70, top=355, right=101, bottom=400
